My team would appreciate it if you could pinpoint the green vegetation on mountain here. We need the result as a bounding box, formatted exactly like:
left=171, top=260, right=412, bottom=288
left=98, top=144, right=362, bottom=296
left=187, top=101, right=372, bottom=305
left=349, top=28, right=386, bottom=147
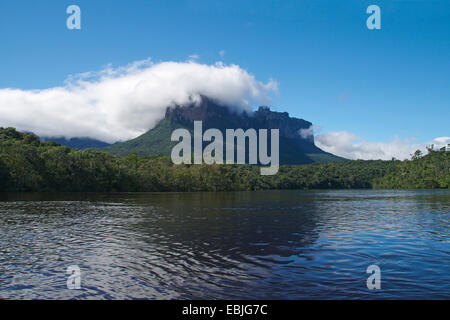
left=105, top=100, right=344, bottom=164
left=104, top=119, right=189, bottom=157
left=105, top=119, right=343, bottom=164
left=0, top=128, right=448, bottom=192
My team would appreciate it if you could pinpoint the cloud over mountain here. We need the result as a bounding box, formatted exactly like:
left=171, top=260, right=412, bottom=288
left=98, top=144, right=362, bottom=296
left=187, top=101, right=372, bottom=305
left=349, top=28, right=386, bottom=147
left=0, top=60, right=278, bottom=143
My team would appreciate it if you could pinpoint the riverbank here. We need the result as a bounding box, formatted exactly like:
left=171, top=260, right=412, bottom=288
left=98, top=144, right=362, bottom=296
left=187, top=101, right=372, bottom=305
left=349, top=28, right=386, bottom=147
left=1, top=128, right=448, bottom=192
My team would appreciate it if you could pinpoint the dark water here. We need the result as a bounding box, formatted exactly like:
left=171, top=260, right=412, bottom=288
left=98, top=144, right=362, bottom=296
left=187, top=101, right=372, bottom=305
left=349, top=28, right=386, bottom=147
left=0, top=190, right=449, bottom=300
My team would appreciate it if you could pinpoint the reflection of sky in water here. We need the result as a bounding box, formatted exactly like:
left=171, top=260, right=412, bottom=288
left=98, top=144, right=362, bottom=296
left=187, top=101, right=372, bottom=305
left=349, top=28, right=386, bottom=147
left=0, top=190, right=449, bottom=299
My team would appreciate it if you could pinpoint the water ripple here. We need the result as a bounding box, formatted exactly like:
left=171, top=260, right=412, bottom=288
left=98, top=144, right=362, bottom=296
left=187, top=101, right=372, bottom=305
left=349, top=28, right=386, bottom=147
left=0, top=190, right=449, bottom=299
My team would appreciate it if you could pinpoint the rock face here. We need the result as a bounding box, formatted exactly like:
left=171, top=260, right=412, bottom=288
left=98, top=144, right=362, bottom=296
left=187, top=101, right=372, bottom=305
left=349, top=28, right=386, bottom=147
left=165, top=97, right=314, bottom=143
left=105, top=96, right=344, bottom=164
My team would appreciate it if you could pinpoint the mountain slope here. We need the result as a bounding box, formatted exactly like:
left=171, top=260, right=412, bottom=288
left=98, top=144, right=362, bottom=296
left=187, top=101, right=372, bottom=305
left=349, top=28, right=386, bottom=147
left=104, top=119, right=189, bottom=157
left=105, top=98, right=345, bottom=164
left=39, top=137, right=112, bottom=149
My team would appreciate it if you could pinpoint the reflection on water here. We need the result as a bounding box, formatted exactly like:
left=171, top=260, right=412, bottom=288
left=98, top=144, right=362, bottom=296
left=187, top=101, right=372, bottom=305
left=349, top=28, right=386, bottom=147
left=0, top=190, right=449, bottom=299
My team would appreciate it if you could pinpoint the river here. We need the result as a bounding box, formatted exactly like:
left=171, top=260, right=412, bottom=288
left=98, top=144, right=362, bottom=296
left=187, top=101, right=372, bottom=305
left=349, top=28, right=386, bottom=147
left=0, top=190, right=449, bottom=299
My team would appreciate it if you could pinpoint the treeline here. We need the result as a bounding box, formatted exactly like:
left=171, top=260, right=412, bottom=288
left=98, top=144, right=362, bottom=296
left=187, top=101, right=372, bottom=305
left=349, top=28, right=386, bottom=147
left=0, top=128, right=448, bottom=192
left=373, top=149, right=450, bottom=189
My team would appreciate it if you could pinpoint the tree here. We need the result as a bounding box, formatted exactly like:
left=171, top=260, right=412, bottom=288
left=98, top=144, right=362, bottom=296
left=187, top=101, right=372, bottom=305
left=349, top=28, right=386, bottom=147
left=412, top=150, right=423, bottom=160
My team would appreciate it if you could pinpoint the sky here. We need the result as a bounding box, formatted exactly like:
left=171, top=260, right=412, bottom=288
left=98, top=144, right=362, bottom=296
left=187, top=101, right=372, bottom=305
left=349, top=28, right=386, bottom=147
left=0, top=0, right=448, bottom=159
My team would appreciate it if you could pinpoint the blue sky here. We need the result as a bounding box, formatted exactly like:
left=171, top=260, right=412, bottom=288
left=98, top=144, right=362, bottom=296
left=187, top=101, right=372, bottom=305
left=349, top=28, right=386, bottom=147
left=0, top=0, right=448, bottom=154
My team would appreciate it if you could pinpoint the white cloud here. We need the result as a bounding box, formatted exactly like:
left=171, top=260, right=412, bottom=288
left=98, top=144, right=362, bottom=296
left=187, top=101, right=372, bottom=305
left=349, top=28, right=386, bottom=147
left=188, top=54, right=200, bottom=61
left=298, top=125, right=320, bottom=140
left=0, top=59, right=278, bottom=143
left=219, top=50, right=226, bottom=58
left=315, top=131, right=450, bottom=160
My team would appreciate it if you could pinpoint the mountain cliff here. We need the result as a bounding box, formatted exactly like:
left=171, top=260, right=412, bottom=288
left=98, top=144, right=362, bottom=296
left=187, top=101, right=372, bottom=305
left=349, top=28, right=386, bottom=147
left=105, top=97, right=344, bottom=164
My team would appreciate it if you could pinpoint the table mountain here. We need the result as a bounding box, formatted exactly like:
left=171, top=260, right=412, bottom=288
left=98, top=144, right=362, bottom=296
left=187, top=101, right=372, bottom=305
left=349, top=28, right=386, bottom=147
left=104, top=97, right=344, bottom=164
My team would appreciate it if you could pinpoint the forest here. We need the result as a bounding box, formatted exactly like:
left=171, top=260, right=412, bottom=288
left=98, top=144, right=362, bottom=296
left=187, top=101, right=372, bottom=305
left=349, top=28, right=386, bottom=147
left=0, top=127, right=448, bottom=192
